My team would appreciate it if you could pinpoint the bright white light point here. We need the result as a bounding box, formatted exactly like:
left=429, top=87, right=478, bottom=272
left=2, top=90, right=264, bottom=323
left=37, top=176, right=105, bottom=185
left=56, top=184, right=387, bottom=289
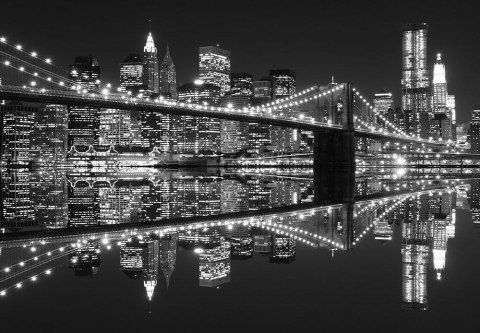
left=19, top=262, right=25, bottom=266
left=45, top=58, right=51, bottom=63
left=4, top=267, right=10, bottom=272
left=59, top=81, right=64, bottom=86
left=19, top=66, right=24, bottom=71
left=0, top=37, right=6, bottom=43
left=59, top=247, right=64, bottom=252
left=31, top=276, right=37, bottom=281
left=31, top=247, right=36, bottom=252
left=102, top=238, right=109, bottom=245
left=194, top=248, right=204, bottom=254
left=0, top=291, right=5, bottom=296
left=16, top=45, right=22, bottom=50
left=106, top=245, right=111, bottom=250
left=16, top=283, right=22, bottom=288
left=46, top=270, right=51, bottom=275
left=47, top=252, right=52, bottom=256
left=4, top=60, right=10, bottom=65
left=31, top=52, right=37, bottom=57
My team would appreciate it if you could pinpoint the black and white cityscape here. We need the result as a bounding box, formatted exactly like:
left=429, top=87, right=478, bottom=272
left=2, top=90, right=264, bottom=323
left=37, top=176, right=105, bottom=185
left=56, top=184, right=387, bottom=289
left=1, top=1, right=480, bottom=331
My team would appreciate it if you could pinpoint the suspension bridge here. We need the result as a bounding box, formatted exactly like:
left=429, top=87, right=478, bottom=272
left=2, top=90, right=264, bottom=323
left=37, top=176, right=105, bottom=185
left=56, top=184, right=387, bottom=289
left=0, top=34, right=450, bottom=169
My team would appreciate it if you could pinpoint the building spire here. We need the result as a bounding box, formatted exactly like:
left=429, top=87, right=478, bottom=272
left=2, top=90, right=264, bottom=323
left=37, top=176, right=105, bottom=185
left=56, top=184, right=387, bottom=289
left=144, top=32, right=157, bottom=54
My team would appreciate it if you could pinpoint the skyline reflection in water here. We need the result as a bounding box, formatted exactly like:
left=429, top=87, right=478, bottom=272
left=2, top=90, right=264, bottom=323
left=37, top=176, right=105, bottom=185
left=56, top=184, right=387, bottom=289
left=0, top=170, right=479, bottom=331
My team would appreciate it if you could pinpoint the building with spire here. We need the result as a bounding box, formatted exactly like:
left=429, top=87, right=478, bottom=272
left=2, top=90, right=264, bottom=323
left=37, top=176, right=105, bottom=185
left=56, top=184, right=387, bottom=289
left=143, top=33, right=159, bottom=95
left=159, top=44, right=177, bottom=99
left=159, top=234, right=177, bottom=290
left=432, top=53, right=447, bottom=116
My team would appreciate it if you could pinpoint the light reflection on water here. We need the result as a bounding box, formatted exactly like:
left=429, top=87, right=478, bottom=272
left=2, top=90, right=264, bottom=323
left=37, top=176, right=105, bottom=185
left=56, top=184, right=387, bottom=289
left=0, top=170, right=479, bottom=330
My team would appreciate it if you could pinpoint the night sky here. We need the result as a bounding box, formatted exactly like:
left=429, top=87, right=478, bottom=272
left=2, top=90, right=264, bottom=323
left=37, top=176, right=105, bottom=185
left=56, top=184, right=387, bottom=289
left=1, top=0, right=479, bottom=123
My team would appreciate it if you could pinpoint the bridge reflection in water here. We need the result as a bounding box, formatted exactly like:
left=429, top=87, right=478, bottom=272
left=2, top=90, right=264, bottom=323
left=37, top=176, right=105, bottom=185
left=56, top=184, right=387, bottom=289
left=0, top=169, right=464, bottom=312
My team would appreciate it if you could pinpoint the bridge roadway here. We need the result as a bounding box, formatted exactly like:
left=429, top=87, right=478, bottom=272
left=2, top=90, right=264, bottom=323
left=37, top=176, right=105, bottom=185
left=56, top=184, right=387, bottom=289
left=0, top=85, right=445, bottom=147
left=0, top=186, right=447, bottom=249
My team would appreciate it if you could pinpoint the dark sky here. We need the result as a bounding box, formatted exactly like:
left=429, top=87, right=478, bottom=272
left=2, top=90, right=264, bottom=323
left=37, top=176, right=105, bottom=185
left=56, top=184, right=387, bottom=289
left=1, top=0, right=479, bottom=123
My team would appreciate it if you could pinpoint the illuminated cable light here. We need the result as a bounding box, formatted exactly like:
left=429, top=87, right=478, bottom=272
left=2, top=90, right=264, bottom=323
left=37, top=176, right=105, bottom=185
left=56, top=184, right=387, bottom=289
left=15, top=44, right=22, bottom=50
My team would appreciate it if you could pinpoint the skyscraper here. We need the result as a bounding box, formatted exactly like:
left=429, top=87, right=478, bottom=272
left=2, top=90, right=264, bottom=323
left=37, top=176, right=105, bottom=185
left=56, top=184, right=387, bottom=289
left=198, top=237, right=231, bottom=287
left=177, top=81, right=222, bottom=153
left=119, top=53, right=144, bottom=95
left=199, top=45, right=231, bottom=95
left=432, top=53, right=447, bottom=116
left=31, top=104, right=68, bottom=165
left=401, top=218, right=431, bottom=310
left=469, top=105, right=480, bottom=153
left=373, top=89, right=393, bottom=117
left=270, top=69, right=296, bottom=99
left=159, top=234, right=177, bottom=290
left=99, top=109, right=132, bottom=146
left=269, top=69, right=298, bottom=153
left=0, top=102, right=35, bottom=167
left=143, top=33, right=159, bottom=95
left=402, top=23, right=430, bottom=123
left=159, top=44, right=177, bottom=99
left=230, top=73, right=253, bottom=97
left=68, top=56, right=101, bottom=149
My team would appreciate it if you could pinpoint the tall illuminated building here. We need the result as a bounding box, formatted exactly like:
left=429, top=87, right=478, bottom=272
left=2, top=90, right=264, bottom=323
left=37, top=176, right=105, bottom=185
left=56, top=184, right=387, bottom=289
left=143, top=239, right=159, bottom=301
left=68, top=56, right=101, bottom=148
left=231, top=73, right=253, bottom=97
left=373, top=89, right=393, bottom=117
left=470, top=179, right=480, bottom=224
left=432, top=53, right=447, bottom=116
left=159, top=44, right=177, bottom=99
left=447, top=95, right=456, bottom=124
left=99, top=109, right=132, bottom=146
left=432, top=214, right=447, bottom=280
left=270, top=234, right=296, bottom=263
left=401, top=23, right=430, bottom=126
left=99, top=187, right=132, bottom=225
left=119, top=237, right=159, bottom=300
left=198, top=237, right=231, bottom=287
left=199, top=45, right=231, bottom=95
left=143, top=33, right=159, bottom=95
left=69, top=242, right=101, bottom=276
left=270, top=69, right=296, bottom=99
left=67, top=184, right=100, bottom=228
left=31, top=104, right=68, bottom=165
left=119, top=53, right=144, bottom=94
left=469, top=105, right=480, bottom=153
left=270, top=69, right=298, bottom=153
left=177, top=81, right=221, bottom=153
left=219, top=94, right=249, bottom=154
left=0, top=102, right=35, bottom=167
left=159, top=234, right=177, bottom=289
left=0, top=171, right=35, bottom=231
left=401, top=219, right=431, bottom=310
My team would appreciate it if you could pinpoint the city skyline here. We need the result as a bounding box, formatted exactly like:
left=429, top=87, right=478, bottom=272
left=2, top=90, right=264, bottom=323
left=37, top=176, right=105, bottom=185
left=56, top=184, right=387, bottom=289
left=1, top=0, right=478, bottom=123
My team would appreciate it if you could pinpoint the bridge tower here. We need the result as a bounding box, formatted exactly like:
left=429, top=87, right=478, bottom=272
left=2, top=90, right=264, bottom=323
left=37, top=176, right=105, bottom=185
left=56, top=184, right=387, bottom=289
left=313, top=83, right=355, bottom=249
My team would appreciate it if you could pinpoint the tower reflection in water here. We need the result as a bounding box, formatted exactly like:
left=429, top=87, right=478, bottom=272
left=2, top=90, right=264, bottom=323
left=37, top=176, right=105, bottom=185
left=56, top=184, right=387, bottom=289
left=0, top=170, right=476, bottom=311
